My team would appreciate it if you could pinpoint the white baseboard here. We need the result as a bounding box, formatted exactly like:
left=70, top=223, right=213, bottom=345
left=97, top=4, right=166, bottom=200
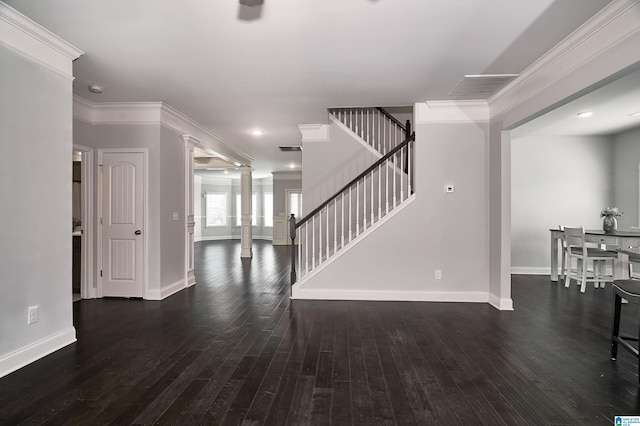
left=0, top=327, right=76, bottom=378
left=195, top=235, right=273, bottom=242
left=146, top=278, right=186, bottom=300
left=291, top=286, right=490, bottom=304
left=489, top=294, right=514, bottom=311
left=511, top=267, right=550, bottom=275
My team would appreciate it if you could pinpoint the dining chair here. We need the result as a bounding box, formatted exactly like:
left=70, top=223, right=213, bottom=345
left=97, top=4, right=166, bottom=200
left=564, top=226, right=618, bottom=293
left=559, top=225, right=568, bottom=283
left=610, top=279, right=640, bottom=382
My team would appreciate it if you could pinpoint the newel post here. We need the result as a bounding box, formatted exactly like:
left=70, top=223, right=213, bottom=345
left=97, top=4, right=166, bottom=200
left=289, top=214, right=297, bottom=285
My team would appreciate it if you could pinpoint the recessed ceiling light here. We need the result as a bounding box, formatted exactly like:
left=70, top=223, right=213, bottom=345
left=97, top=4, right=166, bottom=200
left=577, top=111, right=593, bottom=118
left=234, top=162, right=242, bottom=167
left=223, top=170, right=229, bottom=174
left=629, top=111, right=640, bottom=117
left=289, top=163, right=296, bottom=169
left=88, top=84, right=103, bottom=94
left=251, top=129, right=263, bottom=136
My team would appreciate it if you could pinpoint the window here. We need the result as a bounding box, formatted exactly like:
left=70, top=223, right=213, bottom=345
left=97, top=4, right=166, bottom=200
left=236, top=193, right=257, bottom=226
left=289, top=191, right=303, bottom=218
left=264, top=192, right=273, bottom=227
left=205, top=193, right=227, bottom=227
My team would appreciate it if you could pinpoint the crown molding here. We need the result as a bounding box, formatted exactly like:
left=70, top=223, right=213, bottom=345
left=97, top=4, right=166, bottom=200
left=489, top=0, right=640, bottom=122
left=0, top=2, right=83, bottom=79
left=415, top=100, right=490, bottom=123
left=72, top=96, right=252, bottom=166
left=298, top=124, right=329, bottom=142
left=271, top=171, right=302, bottom=180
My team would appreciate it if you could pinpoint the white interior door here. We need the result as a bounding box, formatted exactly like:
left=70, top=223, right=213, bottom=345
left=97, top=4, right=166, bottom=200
left=101, top=151, right=145, bottom=298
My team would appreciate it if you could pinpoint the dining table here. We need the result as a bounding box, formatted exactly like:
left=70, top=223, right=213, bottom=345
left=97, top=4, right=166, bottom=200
left=550, top=228, right=640, bottom=281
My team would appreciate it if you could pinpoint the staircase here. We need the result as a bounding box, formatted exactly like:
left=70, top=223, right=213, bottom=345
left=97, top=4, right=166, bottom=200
left=290, top=107, right=415, bottom=286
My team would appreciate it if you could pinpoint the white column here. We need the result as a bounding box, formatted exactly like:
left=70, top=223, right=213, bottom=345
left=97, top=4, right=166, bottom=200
left=182, top=134, right=197, bottom=286
left=240, top=170, right=253, bottom=258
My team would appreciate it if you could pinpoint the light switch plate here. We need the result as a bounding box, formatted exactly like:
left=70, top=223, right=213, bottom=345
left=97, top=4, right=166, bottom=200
left=173, top=212, right=179, bottom=221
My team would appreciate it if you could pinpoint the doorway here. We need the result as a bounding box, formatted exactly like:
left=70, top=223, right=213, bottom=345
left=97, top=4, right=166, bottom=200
left=72, top=145, right=95, bottom=300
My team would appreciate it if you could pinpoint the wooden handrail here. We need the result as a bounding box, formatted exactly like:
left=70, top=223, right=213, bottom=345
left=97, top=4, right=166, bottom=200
left=295, top=133, right=415, bottom=229
left=375, top=107, right=406, bottom=130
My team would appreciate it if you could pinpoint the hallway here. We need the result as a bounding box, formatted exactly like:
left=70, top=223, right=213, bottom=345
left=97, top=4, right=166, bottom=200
left=1, top=240, right=639, bottom=424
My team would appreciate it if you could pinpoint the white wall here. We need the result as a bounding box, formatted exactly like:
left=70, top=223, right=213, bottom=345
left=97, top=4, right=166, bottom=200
left=302, top=120, right=378, bottom=213
left=613, top=127, right=640, bottom=228
left=295, top=113, right=490, bottom=303
left=0, top=31, right=79, bottom=376
left=510, top=135, right=613, bottom=273
left=160, top=126, right=186, bottom=288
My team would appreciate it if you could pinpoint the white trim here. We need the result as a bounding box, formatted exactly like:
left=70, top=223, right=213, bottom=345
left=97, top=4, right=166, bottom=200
left=271, top=171, right=302, bottom=180
left=489, top=0, right=640, bottom=123
left=294, top=195, right=416, bottom=288
left=298, top=124, right=330, bottom=142
left=511, top=267, right=550, bottom=275
left=146, top=279, right=187, bottom=301
left=72, top=96, right=252, bottom=167
left=489, top=294, right=514, bottom=311
left=0, top=327, right=76, bottom=378
left=72, top=144, right=95, bottom=299
left=0, top=2, right=83, bottom=79
left=415, top=100, right=490, bottom=123
left=195, top=235, right=273, bottom=242
left=291, top=288, right=489, bottom=303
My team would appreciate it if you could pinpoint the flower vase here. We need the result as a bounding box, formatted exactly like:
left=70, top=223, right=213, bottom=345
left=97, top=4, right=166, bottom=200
left=603, top=216, right=617, bottom=233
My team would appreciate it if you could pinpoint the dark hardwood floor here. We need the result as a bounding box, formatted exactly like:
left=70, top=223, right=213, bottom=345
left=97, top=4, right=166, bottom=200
left=1, top=240, right=640, bottom=425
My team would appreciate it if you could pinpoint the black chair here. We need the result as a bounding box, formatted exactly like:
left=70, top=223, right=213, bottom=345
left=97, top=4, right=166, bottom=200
left=611, top=279, right=640, bottom=382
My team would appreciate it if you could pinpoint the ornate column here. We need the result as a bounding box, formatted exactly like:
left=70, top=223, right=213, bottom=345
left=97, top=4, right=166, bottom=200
left=240, top=169, right=253, bottom=258
left=182, top=134, right=197, bottom=286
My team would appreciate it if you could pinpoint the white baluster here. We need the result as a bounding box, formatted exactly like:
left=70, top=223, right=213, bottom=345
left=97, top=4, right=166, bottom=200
left=318, top=210, right=322, bottom=263
left=326, top=205, right=329, bottom=259
left=363, top=174, right=367, bottom=230
left=378, top=163, right=382, bottom=219
left=312, top=216, right=316, bottom=269
left=408, top=142, right=412, bottom=195
left=348, top=186, right=352, bottom=243
left=393, top=152, right=397, bottom=209
left=356, top=180, right=360, bottom=237
left=333, top=198, right=338, bottom=253
left=370, top=170, right=374, bottom=225
left=400, top=146, right=404, bottom=202
left=297, top=225, right=302, bottom=277
left=341, top=192, right=345, bottom=249
left=305, top=222, right=309, bottom=274
left=385, top=157, right=389, bottom=215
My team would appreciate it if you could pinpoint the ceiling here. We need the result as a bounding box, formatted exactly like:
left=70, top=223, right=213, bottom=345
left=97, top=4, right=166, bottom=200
left=512, top=67, right=640, bottom=138
left=5, top=0, right=615, bottom=176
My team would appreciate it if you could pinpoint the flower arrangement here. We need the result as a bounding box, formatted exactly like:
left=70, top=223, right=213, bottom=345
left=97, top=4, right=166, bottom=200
left=600, top=207, right=623, bottom=218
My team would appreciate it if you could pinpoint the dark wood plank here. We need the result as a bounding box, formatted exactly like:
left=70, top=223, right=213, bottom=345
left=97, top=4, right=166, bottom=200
left=1, top=242, right=640, bottom=426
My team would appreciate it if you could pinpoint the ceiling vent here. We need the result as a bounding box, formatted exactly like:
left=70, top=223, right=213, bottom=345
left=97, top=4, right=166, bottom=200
left=278, top=145, right=302, bottom=152
left=449, top=74, right=518, bottom=99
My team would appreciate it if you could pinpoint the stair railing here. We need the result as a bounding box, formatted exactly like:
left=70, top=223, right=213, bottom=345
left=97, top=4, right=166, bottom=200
left=290, top=132, right=415, bottom=285
left=329, top=107, right=409, bottom=155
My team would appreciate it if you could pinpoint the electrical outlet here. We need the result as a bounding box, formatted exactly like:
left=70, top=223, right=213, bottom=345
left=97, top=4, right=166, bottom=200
left=435, top=270, right=442, bottom=280
left=172, top=212, right=179, bottom=221
left=445, top=184, right=454, bottom=193
left=28, top=305, right=38, bottom=325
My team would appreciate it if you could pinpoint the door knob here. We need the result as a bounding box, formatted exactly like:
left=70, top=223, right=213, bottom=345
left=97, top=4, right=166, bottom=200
left=135, top=230, right=141, bottom=235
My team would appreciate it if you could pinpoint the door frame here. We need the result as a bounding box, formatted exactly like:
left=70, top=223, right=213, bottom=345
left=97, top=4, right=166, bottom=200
left=72, top=144, right=95, bottom=299
left=286, top=188, right=302, bottom=243
left=97, top=148, right=149, bottom=299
